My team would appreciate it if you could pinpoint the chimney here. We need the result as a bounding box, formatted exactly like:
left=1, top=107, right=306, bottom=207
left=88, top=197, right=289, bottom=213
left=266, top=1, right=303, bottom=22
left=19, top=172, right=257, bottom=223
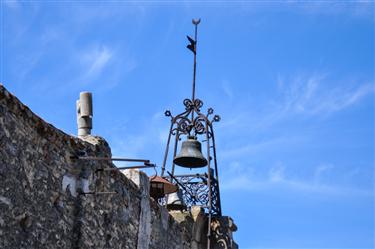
left=76, top=92, right=93, bottom=137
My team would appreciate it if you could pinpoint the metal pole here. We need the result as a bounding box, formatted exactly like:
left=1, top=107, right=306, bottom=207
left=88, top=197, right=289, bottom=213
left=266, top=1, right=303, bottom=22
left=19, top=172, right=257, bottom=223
left=191, top=19, right=200, bottom=125
left=192, top=20, right=199, bottom=102
left=161, top=122, right=174, bottom=176
left=96, top=165, right=156, bottom=172
left=76, top=156, right=150, bottom=163
left=170, top=131, right=180, bottom=178
left=210, top=124, right=222, bottom=216
left=205, top=120, right=212, bottom=249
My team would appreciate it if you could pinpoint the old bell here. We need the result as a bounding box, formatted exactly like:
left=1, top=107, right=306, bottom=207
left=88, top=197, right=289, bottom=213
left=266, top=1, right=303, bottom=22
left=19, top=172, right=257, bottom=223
left=166, top=190, right=186, bottom=211
left=173, top=136, right=208, bottom=168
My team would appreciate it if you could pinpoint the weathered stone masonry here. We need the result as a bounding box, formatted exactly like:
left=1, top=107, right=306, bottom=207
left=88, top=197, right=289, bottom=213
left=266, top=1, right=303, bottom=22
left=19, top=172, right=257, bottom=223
left=0, top=84, right=237, bottom=249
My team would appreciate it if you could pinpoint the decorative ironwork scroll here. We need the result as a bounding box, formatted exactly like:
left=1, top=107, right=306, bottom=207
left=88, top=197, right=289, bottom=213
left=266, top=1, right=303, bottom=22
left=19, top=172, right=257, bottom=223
left=169, top=172, right=221, bottom=216
left=210, top=217, right=238, bottom=249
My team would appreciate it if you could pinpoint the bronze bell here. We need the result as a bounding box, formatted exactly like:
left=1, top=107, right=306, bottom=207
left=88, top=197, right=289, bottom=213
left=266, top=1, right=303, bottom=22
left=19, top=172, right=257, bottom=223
left=173, top=136, right=208, bottom=168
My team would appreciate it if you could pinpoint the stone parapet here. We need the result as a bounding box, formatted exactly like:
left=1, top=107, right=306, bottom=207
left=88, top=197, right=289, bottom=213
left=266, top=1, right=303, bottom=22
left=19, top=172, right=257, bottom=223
left=0, top=83, right=237, bottom=249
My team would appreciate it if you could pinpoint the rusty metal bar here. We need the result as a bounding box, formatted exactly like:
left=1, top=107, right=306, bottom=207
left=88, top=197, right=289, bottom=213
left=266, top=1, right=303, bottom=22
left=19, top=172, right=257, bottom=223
left=96, top=164, right=156, bottom=172
left=76, top=156, right=150, bottom=163
left=161, top=122, right=174, bottom=176
left=209, top=124, right=222, bottom=216
left=171, top=131, right=180, bottom=177
left=205, top=118, right=212, bottom=249
left=172, top=173, right=207, bottom=178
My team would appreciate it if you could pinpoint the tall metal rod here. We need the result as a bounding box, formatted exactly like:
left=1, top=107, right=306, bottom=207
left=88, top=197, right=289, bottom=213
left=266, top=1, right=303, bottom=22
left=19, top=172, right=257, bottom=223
left=77, top=156, right=149, bottom=163
left=161, top=122, right=174, bottom=176
left=209, top=124, right=222, bottom=216
left=205, top=120, right=212, bottom=249
left=192, top=20, right=198, bottom=102
left=96, top=165, right=155, bottom=172
left=191, top=19, right=200, bottom=125
left=171, top=131, right=180, bottom=178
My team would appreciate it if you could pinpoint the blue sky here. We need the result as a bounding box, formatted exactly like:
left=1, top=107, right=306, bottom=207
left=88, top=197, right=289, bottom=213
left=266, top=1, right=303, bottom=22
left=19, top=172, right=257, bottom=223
left=1, top=1, right=374, bottom=248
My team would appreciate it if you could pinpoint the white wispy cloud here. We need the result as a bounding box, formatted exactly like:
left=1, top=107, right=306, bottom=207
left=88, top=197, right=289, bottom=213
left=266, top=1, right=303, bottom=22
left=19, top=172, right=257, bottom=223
left=68, top=43, right=138, bottom=91
left=82, top=45, right=113, bottom=78
left=277, top=74, right=374, bottom=117
left=220, top=135, right=305, bottom=160
left=216, top=73, right=374, bottom=200
left=221, top=163, right=373, bottom=197
left=219, top=74, right=374, bottom=135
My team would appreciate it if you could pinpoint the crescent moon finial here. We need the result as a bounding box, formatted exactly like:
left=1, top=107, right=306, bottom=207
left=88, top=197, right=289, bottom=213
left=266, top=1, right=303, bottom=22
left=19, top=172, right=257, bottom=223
left=192, top=18, right=201, bottom=25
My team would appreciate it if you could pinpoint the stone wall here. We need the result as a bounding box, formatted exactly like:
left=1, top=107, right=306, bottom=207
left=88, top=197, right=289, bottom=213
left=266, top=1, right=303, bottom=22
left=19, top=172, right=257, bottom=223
left=0, top=84, right=237, bottom=249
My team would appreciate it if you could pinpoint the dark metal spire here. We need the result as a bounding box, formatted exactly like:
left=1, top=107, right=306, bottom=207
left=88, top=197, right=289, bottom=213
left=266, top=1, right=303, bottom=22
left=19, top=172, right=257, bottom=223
left=187, top=18, right=201, bottom=125
left=190, top=18, right=200, bottom=102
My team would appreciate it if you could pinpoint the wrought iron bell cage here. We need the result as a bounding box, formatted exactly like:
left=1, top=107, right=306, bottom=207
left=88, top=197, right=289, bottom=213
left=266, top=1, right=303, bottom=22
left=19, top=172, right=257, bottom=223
left=160, top=19, right=222, bottom=218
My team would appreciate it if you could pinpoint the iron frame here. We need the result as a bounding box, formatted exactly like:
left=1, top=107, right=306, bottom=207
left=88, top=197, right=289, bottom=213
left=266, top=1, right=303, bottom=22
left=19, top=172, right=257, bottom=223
left=160, top=98, right=222, bottom=218
left=160, top=19, right=223, bottom=249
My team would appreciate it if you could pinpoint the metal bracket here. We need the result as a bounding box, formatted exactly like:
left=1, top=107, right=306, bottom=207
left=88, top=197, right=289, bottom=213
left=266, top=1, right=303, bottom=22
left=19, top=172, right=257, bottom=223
left=73, top=156, right=157, bottom=195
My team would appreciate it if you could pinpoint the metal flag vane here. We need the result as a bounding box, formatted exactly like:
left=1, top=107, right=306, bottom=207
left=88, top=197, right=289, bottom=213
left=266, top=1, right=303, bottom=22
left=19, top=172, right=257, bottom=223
left=160, top=20, right=223, bottom=249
